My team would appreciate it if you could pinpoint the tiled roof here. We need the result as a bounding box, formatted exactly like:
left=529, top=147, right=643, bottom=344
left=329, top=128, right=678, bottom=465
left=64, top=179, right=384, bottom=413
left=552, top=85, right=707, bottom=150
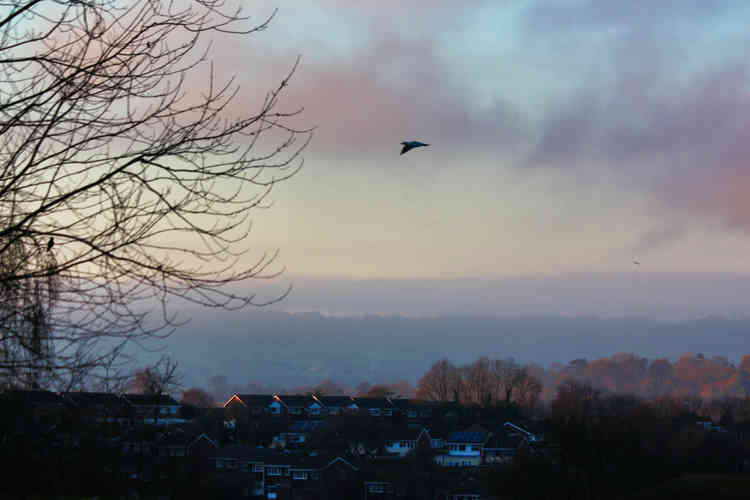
left=352, top=397, right=392, bottom=409
left=1, top=390, right=65, bottom=406
left=123, top=394, right=179, bottom=406
left=277, top=395, right=317, bottom=408
left=228, top=394, right=276, bottom=407
left=315, top=395, right=356, bottom=407
left=447, top=431, right=490, bottom=444
left=63, top=391, right=125, bottom=407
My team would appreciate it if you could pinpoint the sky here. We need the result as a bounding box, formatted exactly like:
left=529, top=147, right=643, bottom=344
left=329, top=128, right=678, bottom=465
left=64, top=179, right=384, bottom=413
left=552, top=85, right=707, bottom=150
left=195, top=0, right=750, bottom=317
left=111, top=0, right=750, bottom=388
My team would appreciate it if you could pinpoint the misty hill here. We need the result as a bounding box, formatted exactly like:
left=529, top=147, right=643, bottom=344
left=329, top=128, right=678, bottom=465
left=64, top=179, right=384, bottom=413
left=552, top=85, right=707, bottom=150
left=158, top=310, right=750, bottom=390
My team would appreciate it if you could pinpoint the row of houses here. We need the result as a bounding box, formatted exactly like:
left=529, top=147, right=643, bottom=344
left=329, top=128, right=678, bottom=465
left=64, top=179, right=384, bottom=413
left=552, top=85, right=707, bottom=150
left=2, top=389, right=184, bottom=423
left=269, top=421, right=539, bottom=467
left=224, top=393, right=482, bottom=420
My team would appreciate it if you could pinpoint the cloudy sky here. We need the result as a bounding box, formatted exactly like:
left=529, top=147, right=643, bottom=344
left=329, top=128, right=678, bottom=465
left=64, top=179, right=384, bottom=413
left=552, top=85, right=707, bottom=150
left=203, top=0, right=750, bottom=316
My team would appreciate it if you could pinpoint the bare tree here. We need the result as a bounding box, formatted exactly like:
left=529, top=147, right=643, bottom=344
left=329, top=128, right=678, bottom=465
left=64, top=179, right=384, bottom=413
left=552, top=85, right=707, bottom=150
left=416, top=358, right=461, bottom=402
left=181, top=386, right=214, bottom=408
left=0, top=1, right=310, bottom=389
left=491, top=358, right=523, bottom=403
left=128, top=355, right=181, bottom=396
left=512, top=366, right=542, bottom=408
left=462, top=356, right=493, bottom=406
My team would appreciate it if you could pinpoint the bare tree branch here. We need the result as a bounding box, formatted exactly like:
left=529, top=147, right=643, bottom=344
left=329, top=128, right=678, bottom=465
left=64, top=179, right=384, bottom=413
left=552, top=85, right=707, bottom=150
left=0, top=0, right=310, bottom=389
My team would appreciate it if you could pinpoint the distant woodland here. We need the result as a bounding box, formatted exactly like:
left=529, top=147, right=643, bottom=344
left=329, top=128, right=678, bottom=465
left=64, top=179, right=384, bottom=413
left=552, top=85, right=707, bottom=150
left=194, top=352, right=750, bottom=420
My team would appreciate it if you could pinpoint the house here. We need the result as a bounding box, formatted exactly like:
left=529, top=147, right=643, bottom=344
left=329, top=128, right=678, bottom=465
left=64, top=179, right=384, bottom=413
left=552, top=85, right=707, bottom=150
left=354, top=397, right=395, bottom=417
left=275, top=394, right=321, bottom=418
left=361, top=460, right=406, bottom=499
left=313, top=394, right=359, bottom=416
left=436, top=425, right=492, bottom=467
left=121, top=428, right=157, bottom=456
left=391, top=399, right=454, bottom=420
left=210, top=447, right=360, bottom=499
left=122, top=394, right=182, bottom=423
left=484, top=432, right=524, bottom=464
left=272, top=420, right=326, bottom=448
left=441, top=478, right=490, bottom=500
left=1, top=389, right=66, bottom=421
left=62, top=391, right=128, bottom=422
left=384, top=427, right=434, bottom=457
left=223, top=393, right=276, bottom=419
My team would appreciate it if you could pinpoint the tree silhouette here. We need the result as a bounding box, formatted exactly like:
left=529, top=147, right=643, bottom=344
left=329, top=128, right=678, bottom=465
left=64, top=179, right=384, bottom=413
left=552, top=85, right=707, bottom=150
left=0, top=1, right=310, bottom=388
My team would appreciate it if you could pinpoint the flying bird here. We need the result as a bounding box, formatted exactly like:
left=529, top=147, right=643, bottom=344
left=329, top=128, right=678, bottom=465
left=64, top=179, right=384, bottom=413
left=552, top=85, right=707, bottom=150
left=47, top=237, right=54, bottom=251
left=632, top=260, right=640, bottom=266
left=400, top=141, right=429, bottom=155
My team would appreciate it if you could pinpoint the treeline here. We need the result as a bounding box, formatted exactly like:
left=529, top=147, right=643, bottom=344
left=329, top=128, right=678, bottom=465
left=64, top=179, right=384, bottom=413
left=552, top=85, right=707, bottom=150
left=542, top=352, right=750, bottom=401
left=413, top=352, right=750, bottom=410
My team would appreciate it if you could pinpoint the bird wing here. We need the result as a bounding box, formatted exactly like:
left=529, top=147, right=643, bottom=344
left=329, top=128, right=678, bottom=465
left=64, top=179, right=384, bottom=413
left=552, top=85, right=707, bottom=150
left=400, top=144, right=412, bottom=155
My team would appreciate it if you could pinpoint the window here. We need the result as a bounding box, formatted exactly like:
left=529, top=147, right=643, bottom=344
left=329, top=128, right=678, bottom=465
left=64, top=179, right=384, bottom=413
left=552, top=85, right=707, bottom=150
left=253, top=464, right=264, bottom=473
left=216, top=459, right=224, bottom=469
left=470, top=445, right=479, bottom=452
left=267, top=467, right=281, bottom=476
left=383, top=409, right=392, bottom=416
left=368, top=483, right=385, bottom=493
left=459, top=444, right=466, bottom=451
left=368, top=408, right=380, bottom=416
left=309, top=408, right=320, bottom=415
left=292, top=471, right=307, bottom=480
left=329, top=408, right=339, bottom=415
left=289, top=408, right=301, bottom=415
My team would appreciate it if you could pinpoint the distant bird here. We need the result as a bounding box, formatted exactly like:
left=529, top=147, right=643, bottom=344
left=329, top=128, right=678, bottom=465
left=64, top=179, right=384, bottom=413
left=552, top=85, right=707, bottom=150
left=400, top=141, right=429, bottom=155
left=632, top=260, right=640, bottom=266
left=47, top=237, right=54, bottom=251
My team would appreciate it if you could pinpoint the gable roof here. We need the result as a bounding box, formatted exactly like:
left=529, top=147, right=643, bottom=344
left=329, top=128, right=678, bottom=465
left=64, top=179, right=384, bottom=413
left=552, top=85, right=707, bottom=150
left=223, top=393, right=275, bottom=408
left=188, top=433, right=218, bottom=450
left=385, top=426, right=432, bottom=442
left=209, top=447, right=358, bottom=472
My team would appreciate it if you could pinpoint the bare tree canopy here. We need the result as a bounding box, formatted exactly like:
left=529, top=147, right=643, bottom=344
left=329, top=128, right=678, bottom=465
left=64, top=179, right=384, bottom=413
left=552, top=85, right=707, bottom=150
left=0, top=0, right=310, bottom=389
left=128, top=355, right=180, bottom=396
left=181, top=386, right=213, bottom=408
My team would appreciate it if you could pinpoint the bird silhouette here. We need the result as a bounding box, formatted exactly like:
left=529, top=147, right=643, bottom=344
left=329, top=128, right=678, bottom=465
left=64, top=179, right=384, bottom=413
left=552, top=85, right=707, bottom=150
left=400, top=141, right=429, bottom=155
left=47, top=237, right=54, bottom=252
left=632, top=260, right=640, bottom=266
